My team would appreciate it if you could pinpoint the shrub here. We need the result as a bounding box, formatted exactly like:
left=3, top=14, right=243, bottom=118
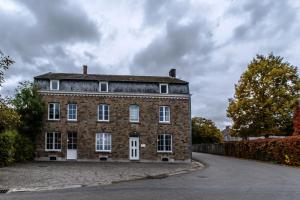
left=14, top=133, right=34, bottom=162
left=224, top=136, right=300, bottom=166
left=0, top=130, right=34, bottom=167
left=0, top=130, right=17, bottom=166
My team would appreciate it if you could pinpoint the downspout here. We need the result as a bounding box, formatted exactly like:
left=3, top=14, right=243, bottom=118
left=188, top=83, right=192, bottom=161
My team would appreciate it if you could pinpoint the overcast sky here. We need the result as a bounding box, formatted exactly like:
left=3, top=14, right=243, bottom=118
left=0, top=0, right=300, bottom=129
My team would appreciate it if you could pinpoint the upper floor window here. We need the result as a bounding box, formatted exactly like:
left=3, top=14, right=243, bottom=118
left=157, top=134, right=172, bottom=152
left=50, top=80, right=59, bottom=90
left=48, top=103, right=60, bottom=120
left=99, top=82, right=108, bottom=92
left=160, top=83, right=168, bottom=94
left=96, top=133, right=112, bottom=152
left=129, top=105, right=139, bottom=122
left=159, top=106, right=170, bottom=123
left=98, top=104, right=109, bottom=121
left=46, top=132, right=61, bottom=151
left=67, top=104, right=77, bottom=121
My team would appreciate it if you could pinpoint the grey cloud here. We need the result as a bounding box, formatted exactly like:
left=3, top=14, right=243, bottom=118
left=230, top=0, right=298, bottom=41
left=18, top=0, right=100, bottom=44
left=131, top=19, right=214, bottom=76
left=1, top=0, right=100, bottom=64
left=143, top=0, right=190, bottom=26
left=0, top=0, right=102, bottom=96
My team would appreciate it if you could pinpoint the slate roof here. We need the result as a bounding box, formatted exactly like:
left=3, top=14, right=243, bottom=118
left=34, top=72, right=188, bottom=84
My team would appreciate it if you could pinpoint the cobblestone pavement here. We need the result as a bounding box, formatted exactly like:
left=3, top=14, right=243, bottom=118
left=0, top=161, right=201, bottom=192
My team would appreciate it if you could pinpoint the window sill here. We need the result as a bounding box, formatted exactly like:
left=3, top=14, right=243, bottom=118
left=129, top=121, right=140, bottom=124
left=159, top=122, right=171, bottom=124
left=47, top=119, right=60, bottom=122
left=95, top=150, right=111, bottom=153
left=157, top=151, right=172, bottom=153
left=45, top=149, right=62, bottom=152
left=97, top=120, right=110, bottom=123
left=67, top=120, right=77, bottom=123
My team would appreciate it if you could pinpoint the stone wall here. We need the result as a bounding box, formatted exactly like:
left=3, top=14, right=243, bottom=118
left=36, top=93, right=191, bottom=162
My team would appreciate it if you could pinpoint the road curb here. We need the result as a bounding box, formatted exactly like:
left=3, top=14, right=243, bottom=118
left=4, top=161, right=204, bottom=194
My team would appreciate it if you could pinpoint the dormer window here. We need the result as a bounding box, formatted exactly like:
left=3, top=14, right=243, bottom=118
left=50, top=80, right=59, bottom=91
left=99, top=82, right=108, bottom=92
left=159, top=84, right=168, bottom=94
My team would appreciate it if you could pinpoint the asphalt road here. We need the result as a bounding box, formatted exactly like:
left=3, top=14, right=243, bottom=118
left=2, top=152, right=300, bottom=200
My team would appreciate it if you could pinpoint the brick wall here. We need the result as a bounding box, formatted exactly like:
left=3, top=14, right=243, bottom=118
left=36, top=94, right=191, bottom=162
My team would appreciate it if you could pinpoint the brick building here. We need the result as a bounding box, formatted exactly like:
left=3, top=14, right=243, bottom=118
left=34, top=66, right=191, bottom=162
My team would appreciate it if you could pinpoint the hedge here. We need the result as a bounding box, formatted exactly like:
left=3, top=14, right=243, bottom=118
left=225, top=136, right=300, bottom=166
left=0, top=130, right=34, bottom=167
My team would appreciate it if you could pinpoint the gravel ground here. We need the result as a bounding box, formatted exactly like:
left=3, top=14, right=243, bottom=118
left=0, top=161, right=201, bottom=192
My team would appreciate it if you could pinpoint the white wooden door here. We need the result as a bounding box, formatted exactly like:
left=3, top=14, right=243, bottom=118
left=129, top=137, right=139, bottom=160
left=67, top=132, right=77, bottom=160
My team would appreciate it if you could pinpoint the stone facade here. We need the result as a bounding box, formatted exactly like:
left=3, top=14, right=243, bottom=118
left=35, top=69, right=191, bottom=162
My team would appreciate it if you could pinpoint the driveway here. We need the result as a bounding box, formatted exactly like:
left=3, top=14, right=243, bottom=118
left=0, top=161, right=200, bottom=192
left=2, top=152, right=300, bottom=200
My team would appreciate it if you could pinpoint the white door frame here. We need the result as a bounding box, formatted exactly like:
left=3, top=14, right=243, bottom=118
left=67, top=132, right=77, bottom=160
left=129, top=137, right=139, bottom=160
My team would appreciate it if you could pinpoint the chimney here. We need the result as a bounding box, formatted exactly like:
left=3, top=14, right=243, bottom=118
left=83, top=65, right=87, bottom=75
left=169, top=68, right=176, bottom=78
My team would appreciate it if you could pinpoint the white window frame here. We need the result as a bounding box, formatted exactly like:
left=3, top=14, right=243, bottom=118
left=67, top=104, right=77, bottom=121
left=157, top=134, right=172, bottom=153
left=95, top=133, right=112, bottom=152
left=97, top=104, right=110, bottom=122
left=50, top=80, right=60, bottom=91
left=99, top=81, right=108, bottom=92
left=159, top=106, right=170, bottom=123
left=48, top=103, right=60, bottom=120
left=45, top=132, right=62, bottom=151
left=159, top=83, right=168, bottom=94
left=129, top=105, right=139, bottom=123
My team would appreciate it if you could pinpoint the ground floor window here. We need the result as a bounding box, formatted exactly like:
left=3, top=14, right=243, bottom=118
left=157, top=134, right=172, bottom=152
left=96, top=133, right=112, bottom=152
left=46, top=132, right=61, bottom=151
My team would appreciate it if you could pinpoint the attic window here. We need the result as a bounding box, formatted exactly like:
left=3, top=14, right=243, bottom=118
left=99, top=82, right=108, bottom=92
left=160, top=84, right=168, bottom=94
left=50, top=80, right=59, bottom=91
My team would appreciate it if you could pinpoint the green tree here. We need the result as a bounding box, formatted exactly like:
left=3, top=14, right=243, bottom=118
left=12, top=81, right=45, bottom=142
left=0, top=102, right=20, bottom=132
left=0, top=50, right=16, bottom=132
left=192, top=117, right=223, bottom=144
left=227, top=53, right=300, bottom=139
left=0, top=50, right=14, bottom=88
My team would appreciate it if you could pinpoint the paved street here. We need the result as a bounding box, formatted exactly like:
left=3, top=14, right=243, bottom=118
left=0, top=161, right=197, bottom=191
left=2, top=152, right=300, bottom=200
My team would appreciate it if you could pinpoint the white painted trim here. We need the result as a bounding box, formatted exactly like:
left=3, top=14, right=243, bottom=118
left=159, top=83, right=168, bottom=94
left=67, top=104, right=77, bottom=121
left=129, top=105, right=139, bottom=123
left=157, top=134, right=172, bottom=153
left=97, top=104, right=110, bottom=122
left=50, top=80, right=59, bottom=91
left=159, top=106, right=170, bottom=123
left=99, top=81, right=108, bottom=92
left=38, top=90, right=190, bottom=99
left=95, top=133, right=112, bottom=152
left=48, top=103, right=60, bottom=120
left=129, top=137, right=139, bottom=160
left=45, top=132, right=62, bottom=151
